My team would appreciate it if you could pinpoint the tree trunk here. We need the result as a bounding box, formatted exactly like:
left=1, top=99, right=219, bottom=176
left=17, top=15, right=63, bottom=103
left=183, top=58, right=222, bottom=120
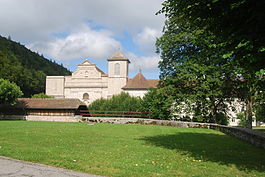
left=210, top=98, right=217, bottom=123
left=246, top=95, right=253, bottom=129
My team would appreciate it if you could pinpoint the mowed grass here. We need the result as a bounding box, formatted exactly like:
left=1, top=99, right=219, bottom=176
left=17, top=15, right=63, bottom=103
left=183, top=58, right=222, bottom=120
left=0, top=121, right=264, bottom=177
left=254, top=127, right=265, bottom=133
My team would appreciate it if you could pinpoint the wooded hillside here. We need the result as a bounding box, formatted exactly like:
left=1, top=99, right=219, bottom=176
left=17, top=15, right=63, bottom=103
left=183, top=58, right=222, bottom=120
left=0, top=35, right=71, bottom=97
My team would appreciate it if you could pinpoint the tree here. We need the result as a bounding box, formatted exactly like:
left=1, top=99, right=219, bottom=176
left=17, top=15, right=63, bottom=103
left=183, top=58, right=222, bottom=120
left=156, top=0, right=265, bottom=128
left=31, top=93, right=53, bottom=98
left=0, top=35, right=71, bottom=97
left=156, top=10, right=235, bottom=123
left=0, top=78, right=23, bottom=105
left=141, top=88, right=173, bottom=120
left=158, top=0, right=265, bottom=71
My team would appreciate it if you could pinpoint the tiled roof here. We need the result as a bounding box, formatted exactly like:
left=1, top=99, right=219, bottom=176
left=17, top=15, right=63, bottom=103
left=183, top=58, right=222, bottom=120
left=14, top=98, right=86, bottom=110
left=147, top=79, right=160, bottom=88
left=107, top=51, right=130, bottom=63
left=122, top=72, right=159, bottom=90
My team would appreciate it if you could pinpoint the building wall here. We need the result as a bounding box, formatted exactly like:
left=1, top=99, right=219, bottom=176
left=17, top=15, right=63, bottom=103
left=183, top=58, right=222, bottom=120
left=46, top=60, right=111, bottom=104
left=46, top=76, right=65, bottom=98
left=64, top=87, right=108, bottom=104
left=107, top=60, right=129, bottom=96
left=108, top=60, right=128, bottom=78
left=107, top=77, right=127, bottom=96
left=27, top=109, right=75, bottom=116
left=123, top=90, right=147, bottom=98
left=172, top=99, right=257, bottom=126
left=46, top=58, right=147, bottom=105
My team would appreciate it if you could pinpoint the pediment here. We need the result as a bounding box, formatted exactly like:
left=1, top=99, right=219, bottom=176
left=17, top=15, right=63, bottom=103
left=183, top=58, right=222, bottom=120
left=79, top=59, right=92, bottom=66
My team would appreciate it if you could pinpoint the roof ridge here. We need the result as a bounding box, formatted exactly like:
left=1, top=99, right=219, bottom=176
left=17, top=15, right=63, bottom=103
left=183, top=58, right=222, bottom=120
left=122, top=72, right=158, bottom=89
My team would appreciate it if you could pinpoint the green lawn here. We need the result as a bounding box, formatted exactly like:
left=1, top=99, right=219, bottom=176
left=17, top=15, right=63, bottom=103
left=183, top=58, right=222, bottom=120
left=254, top=127, right=265, bottom=133
left=0, top=121, right=264, bottom=177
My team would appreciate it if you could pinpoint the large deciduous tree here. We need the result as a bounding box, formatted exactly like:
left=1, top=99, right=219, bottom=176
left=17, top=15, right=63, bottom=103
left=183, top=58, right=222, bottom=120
left=156, top=0, right=265, bottom=128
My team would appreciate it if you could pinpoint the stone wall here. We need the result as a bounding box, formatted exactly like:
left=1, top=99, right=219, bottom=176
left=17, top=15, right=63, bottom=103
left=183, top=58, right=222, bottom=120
left=210, top=124, right=265, bottom=149
left=83, top=117, right=211, bottom=128
left=0, top=115, right=26, bottom=120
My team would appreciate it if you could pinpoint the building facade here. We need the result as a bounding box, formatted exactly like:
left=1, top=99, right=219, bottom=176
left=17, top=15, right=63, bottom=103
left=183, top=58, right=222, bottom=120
left=46, top=52, right=159, bottom=104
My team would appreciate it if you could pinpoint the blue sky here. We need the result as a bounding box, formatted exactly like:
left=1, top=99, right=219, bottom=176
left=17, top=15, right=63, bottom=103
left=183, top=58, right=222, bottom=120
left=0, top=0, right=164, bottom=79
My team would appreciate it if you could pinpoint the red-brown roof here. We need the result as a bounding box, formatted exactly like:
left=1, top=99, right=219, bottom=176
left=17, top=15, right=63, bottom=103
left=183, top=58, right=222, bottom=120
left=122, top=72, right=159, bottom=90
left=15, top=98, right=86, bottom=110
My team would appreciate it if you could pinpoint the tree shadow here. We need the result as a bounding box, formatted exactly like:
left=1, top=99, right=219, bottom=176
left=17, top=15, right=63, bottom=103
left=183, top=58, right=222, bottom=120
left=139, top=131, right=265, bottom=172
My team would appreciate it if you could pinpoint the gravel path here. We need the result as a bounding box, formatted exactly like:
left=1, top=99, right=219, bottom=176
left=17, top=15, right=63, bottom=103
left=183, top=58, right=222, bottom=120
left=0, top=156, right=103, bottom=177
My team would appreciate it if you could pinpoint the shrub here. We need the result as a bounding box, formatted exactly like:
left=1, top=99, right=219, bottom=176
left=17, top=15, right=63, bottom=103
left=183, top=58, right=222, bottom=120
left=88, top=92, right=142, bottom=117
left=140, top=88, right=173, bottom=120
left=0, top=78, right=23, bottom=105
left=236, top=112, right=247, bottom=127
left=255, top=103, right=265, bottom=123
left=181, top=116, right=191, bottom=122
left=32, top=93, right=53, bottom=98
left=216, top=112, right=228, bottom=125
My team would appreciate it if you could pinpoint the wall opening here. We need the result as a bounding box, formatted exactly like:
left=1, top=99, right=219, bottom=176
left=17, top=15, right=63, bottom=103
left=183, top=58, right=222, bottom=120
left=83, top=93, right=89, bottom=100
left=114, top=63, right=120, bottom=75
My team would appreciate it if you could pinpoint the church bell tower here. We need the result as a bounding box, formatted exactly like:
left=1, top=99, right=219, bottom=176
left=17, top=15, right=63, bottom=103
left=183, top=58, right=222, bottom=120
left=107, top=52, right=130, bottom=96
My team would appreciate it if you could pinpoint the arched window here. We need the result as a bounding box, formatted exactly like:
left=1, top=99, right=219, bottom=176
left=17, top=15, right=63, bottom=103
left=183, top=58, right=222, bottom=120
left=85, top=71, right=88, bottom=77
left=114, top=63, right=120, bottom=75
left=83, top=93, right=89, bottom=100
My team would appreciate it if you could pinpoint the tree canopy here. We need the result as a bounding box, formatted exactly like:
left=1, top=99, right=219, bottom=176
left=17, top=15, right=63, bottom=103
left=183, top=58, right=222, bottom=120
left=0, top=35, right=71, bottom=97
left=156, top=0, right=265, bottom=127
left=158, top=0, right=265, bottom=72
left=0, top=78, right=23, bottom=105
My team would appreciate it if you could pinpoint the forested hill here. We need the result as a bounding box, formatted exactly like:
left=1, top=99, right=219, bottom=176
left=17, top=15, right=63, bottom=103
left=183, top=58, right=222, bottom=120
left=0, top=35, right=71, bottom=97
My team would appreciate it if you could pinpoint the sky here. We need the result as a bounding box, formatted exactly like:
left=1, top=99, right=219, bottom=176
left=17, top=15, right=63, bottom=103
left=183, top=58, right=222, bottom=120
left=0, top=0, right=165, bottom=79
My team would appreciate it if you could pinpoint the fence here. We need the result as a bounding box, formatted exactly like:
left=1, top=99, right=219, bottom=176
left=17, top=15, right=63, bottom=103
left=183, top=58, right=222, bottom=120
left=79, top=110, right=150, bottom=118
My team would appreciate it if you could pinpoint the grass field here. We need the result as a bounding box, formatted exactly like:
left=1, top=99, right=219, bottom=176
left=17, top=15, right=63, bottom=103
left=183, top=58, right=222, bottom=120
left=254, top=127, right=265, bottom=133
left=0, top=121, right=264, bottom=177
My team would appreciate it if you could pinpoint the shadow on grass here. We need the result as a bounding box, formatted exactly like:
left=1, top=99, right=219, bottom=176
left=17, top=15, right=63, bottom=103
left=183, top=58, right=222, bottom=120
left=139, top=131, right=265, bottom=172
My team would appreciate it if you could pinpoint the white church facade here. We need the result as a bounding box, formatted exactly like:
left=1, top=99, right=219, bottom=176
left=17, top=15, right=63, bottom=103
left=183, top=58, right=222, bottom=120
left=45, top=52, right=159, bottom=104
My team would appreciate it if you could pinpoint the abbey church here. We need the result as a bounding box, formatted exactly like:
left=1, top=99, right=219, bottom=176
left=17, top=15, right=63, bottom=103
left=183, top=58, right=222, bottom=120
left=45, top=52, right=159, bottom=104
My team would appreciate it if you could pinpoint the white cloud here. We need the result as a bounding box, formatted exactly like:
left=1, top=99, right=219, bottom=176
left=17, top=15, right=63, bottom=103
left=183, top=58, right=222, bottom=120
left=0, top=0, right=164, bottom=43
left=126, top=52, right=160, bottom=71
left=0, top=0, right=164, bottom=76
left=29, top=25, right=121, bottom=60
left=134, top=27, right=162, bottom=54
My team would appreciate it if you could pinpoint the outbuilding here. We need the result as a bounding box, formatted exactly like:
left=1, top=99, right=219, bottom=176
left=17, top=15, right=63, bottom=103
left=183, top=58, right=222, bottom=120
left=0, top=98, right=87, bottom=122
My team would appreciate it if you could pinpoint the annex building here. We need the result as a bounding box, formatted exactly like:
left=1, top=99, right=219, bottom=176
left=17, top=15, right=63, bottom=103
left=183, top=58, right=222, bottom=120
left=46, top=52, right=159, bottom=104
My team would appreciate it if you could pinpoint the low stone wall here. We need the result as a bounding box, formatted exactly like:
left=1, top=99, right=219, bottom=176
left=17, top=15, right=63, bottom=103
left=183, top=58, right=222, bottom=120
left=0, top=115, right=26, bottom=120
left=0, top=115, right=81, bottom=122
left=83, top=117, right=212, bottom=128
left=210, top=125, right=265, bottom=149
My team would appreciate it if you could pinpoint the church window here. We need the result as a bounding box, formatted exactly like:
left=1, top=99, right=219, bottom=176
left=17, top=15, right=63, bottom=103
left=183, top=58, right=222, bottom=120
left=83, top=93, right=89, bottom=100
left=85, top=71, right=88, bottom=77
left=114, top=63, right=120, bottom=75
